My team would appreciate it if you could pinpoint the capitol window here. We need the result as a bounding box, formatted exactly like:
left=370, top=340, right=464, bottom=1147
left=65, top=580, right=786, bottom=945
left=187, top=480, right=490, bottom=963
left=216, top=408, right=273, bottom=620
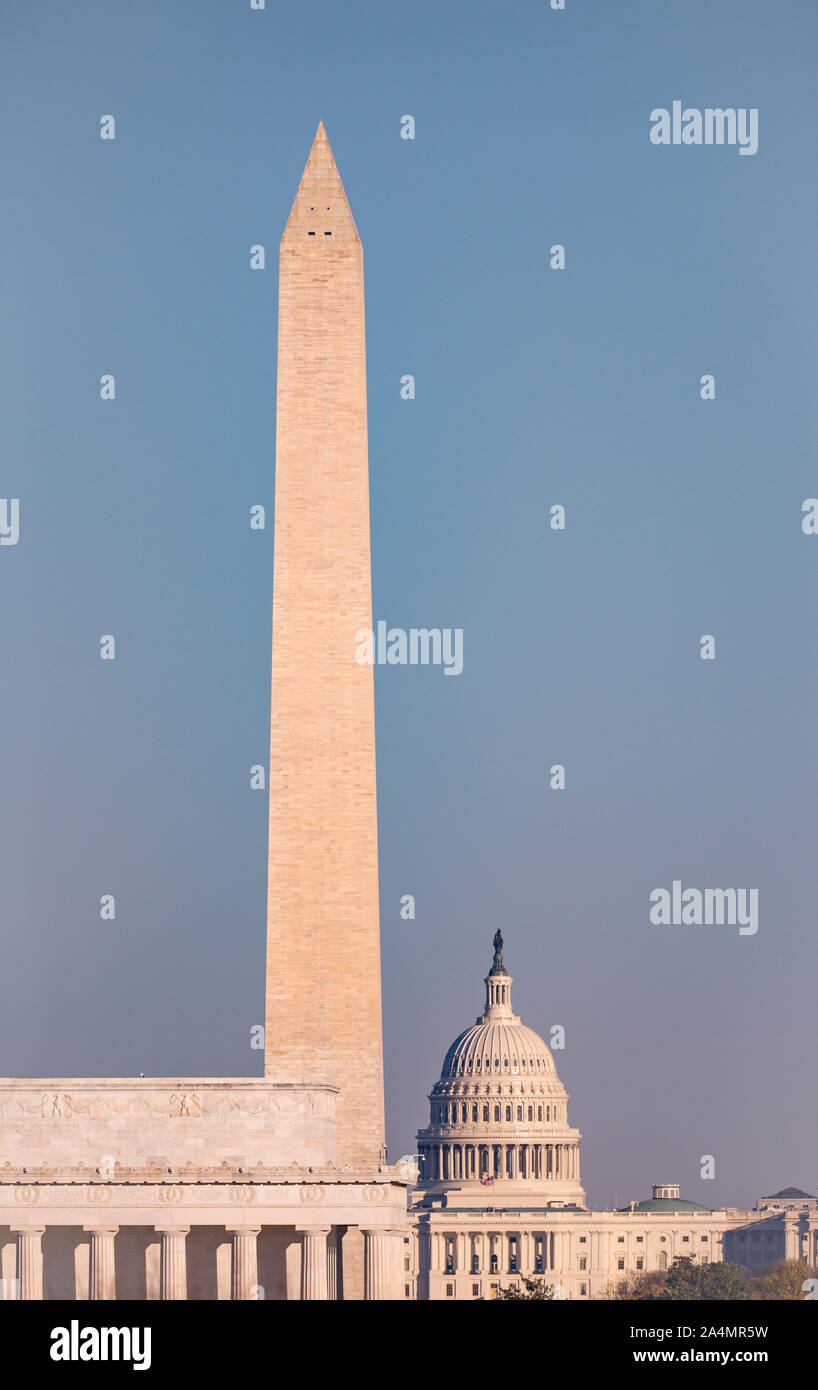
left=483, top=1106, right=489, bottom=1121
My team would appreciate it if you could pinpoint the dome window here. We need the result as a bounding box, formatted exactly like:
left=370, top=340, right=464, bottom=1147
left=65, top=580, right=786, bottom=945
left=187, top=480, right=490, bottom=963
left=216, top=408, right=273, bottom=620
left=483, top=1105, right=489, bottom=1121
left=493, top=1106, right=500, bottom=1122
left=537, top=1105, right=542, bottom=1120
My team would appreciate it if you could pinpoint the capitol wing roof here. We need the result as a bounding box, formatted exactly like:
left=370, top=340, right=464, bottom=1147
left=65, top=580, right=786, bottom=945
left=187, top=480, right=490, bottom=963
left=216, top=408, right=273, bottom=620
left=621, top=1197, right=712, bottom=1213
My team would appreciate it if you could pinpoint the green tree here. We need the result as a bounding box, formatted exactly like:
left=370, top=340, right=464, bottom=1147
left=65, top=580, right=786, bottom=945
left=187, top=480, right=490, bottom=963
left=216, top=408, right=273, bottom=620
left=749, top=1259, right=816, bottom=1300
left=609, top=1267, right=669, bottom=1300
left=613, top=1256, right=749, bottom=1301
left=496, top=1275, right=557, bottom=1300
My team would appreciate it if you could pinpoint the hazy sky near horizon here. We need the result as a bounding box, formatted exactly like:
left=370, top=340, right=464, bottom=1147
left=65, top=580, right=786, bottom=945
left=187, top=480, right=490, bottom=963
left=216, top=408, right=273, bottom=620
left=2, top=0, right=817, bottom=1211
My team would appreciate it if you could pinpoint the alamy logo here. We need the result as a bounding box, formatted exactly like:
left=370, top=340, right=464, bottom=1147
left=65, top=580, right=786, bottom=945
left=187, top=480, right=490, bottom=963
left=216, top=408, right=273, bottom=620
left=650, top=103, right=758, bottom=156
left=649, top=881, right=758, bottom=935
left=355, top=622, right=463, bottom=676
left=0, top=498, right=20, bottom=546
left=50, top=1320, right=151, bottom=1370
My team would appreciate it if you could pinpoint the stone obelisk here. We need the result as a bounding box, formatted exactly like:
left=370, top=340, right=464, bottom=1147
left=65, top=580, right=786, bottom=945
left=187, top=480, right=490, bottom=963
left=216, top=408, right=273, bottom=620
left=265, top=124, right=384, bottom=1167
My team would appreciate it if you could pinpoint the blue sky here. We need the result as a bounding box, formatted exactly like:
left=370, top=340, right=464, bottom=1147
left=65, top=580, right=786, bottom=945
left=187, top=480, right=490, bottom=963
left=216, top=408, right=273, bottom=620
left=1, top=0, right=816, bottom=1209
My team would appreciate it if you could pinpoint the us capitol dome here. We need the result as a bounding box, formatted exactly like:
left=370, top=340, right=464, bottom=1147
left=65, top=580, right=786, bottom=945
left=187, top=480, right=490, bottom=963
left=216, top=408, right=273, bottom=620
left=415, top=932, right=586, bottom=1211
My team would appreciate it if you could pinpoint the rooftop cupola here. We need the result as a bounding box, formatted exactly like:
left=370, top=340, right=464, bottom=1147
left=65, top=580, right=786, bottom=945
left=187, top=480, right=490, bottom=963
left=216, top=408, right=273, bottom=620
left=484, top=930, right=513, bottom=1019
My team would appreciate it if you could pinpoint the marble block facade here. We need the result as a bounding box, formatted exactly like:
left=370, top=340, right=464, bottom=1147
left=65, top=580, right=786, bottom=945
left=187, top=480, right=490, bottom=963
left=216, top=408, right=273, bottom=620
left=0, top=1078, right=408, bottom=1300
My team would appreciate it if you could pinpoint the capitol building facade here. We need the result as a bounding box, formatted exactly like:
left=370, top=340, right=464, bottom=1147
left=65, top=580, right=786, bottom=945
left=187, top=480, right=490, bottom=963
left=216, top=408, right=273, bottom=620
left=403, top=935, right=818, bottom=1300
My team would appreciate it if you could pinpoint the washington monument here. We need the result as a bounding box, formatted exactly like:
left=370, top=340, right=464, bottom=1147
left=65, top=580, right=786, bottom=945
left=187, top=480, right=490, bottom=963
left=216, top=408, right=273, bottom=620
left=264, top=124, right=385, bottom=1168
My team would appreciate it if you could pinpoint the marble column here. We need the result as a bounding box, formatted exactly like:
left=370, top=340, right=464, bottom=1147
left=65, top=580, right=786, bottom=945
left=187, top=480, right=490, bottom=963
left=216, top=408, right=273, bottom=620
left=327, top=1228, right=339, bottom=1300
left=298, top=1226, right=330, bottom=1301
left=156, top=1226, right=189, bottom=1300
left=11, top=1227, right=45, bottom=1301
left=226, top=1226, right=261, bottom=1300
left=363, top=1227, right=399, bottom=1300
left=85, top=1226, right=118, bottom=1301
